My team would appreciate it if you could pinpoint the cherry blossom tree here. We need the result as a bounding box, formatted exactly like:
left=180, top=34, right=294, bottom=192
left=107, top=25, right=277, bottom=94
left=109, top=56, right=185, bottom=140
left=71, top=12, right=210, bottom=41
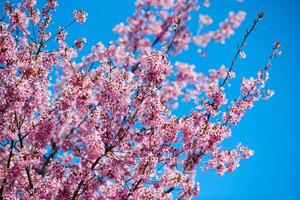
left=0, top=0, right=281, bottom=199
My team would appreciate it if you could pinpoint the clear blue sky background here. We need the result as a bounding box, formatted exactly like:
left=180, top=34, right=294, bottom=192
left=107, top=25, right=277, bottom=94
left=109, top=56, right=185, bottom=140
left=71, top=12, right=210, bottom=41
left=51, top=0, right=299, bottom=199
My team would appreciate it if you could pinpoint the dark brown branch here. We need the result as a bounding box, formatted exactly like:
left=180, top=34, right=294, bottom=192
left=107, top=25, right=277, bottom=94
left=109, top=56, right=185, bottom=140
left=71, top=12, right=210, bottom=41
left=219, top=12, right=265, bottom=88
left=70, top=146, right=111, bottom=200
left=183, top=13, right=265, bottom=172
left=223, top=41, right=281, bottom=126
left=38, top=142, right=58, bottom=176
left=0, top=140, right=14, bottom=200
left=25, top=167, right=33, bottom=190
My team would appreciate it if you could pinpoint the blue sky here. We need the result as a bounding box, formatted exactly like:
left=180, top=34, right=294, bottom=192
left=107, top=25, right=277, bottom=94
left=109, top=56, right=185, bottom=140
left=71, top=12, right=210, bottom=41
left=52, top=0, right=299, bottom=199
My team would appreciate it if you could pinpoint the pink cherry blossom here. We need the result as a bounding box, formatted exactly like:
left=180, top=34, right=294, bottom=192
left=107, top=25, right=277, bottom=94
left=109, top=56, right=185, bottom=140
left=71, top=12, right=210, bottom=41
left=199, top=14, right=213, bottom=25
left=73, top=10, right=88, bottom=23
left=0, top=1, right=281, bottom=199
left=193, top=11, right=247, bottom=49
left=239, top=51, right=247, bottom=59
left=75, top=38, right=87, bottom=51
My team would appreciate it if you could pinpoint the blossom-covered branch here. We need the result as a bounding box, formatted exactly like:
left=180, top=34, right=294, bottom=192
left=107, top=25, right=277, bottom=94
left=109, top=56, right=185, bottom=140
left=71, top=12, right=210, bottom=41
left=0, top=0, right=281, bottom=199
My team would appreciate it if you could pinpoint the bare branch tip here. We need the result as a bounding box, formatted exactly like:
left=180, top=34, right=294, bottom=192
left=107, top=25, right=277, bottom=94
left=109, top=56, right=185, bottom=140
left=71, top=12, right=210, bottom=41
left=274, top=41, right=281, bottom=49
left=257, top=12, right=265, bottom=20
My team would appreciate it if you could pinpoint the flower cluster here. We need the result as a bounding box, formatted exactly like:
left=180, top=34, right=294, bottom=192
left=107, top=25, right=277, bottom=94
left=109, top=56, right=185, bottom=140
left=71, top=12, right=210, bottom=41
left=199, top=14, right=213, bottom=25
left=74, top=37, right=87, bottom=51
left=206, top=144, right=254, bottom=176
left=73, top=10, right=88, bottom=23
left=193, top=11, right=246, bottom=48
left=138, top=51, right=172, bottom=85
